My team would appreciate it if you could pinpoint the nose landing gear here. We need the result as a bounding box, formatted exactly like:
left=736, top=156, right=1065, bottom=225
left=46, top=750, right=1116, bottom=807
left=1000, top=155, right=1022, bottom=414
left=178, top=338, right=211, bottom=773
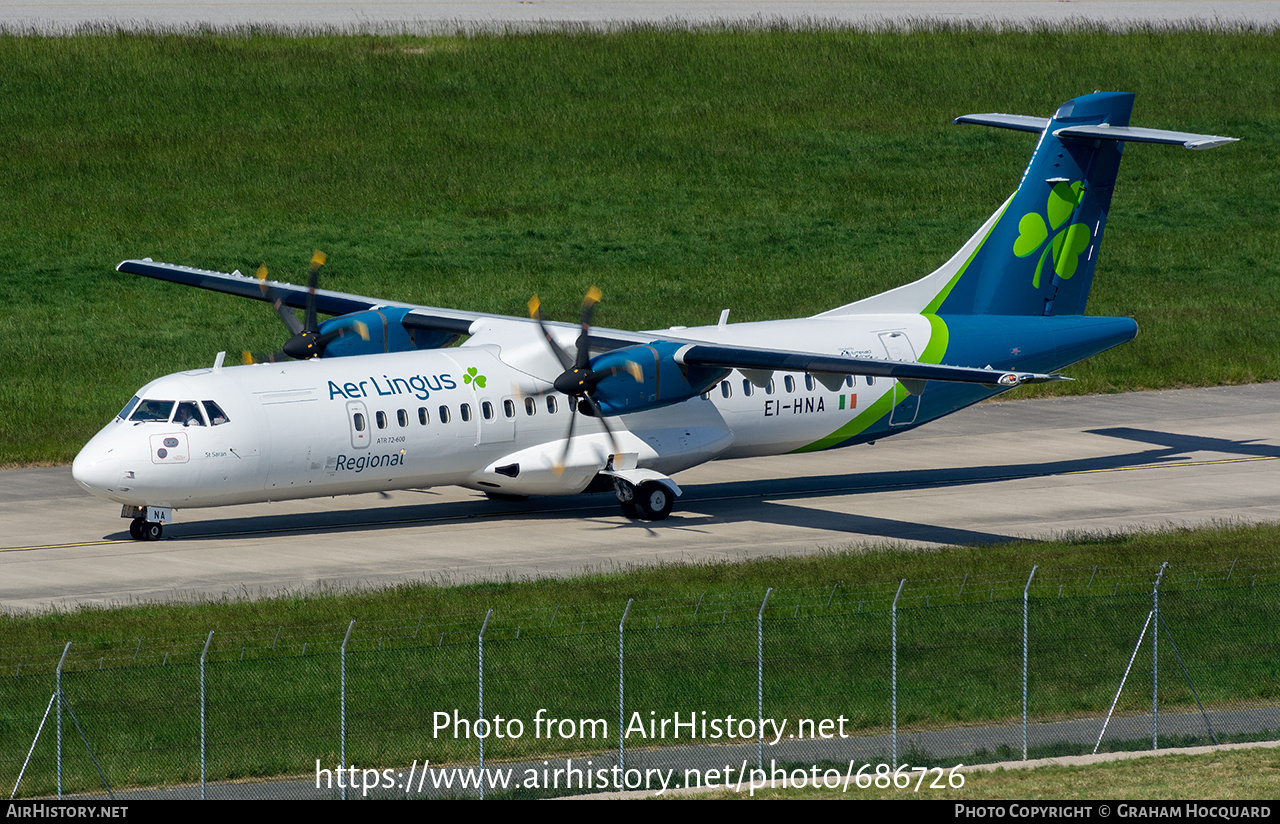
left=122, top=505, right=171, bottom=541
left=128, top=517, right=163, bottom=541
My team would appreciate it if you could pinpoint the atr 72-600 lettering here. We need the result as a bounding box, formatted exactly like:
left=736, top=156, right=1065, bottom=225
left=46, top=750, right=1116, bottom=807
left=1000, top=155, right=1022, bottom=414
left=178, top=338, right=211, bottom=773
left=72, top=93, right=1236, bottom=540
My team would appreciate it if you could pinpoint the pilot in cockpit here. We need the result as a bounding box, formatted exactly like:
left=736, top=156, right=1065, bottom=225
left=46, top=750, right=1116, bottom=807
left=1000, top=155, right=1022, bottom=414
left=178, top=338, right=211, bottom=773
left=175, top=402, right=204, bottom=427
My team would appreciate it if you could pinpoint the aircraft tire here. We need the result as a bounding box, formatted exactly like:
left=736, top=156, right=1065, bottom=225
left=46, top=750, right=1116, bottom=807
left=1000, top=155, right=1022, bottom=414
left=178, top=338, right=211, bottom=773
left=129, top=518, right=144, bottom=540
left=620, top=499, right=642, bottom=520
left=635, top=481, right=673, bottom=521
left=140, top=522, right=163, bottom=541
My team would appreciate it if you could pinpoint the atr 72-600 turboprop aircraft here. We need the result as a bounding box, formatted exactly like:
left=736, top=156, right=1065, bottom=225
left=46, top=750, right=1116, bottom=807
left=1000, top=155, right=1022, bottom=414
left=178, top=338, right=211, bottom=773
left=73, top=93, right=1235, bottom=540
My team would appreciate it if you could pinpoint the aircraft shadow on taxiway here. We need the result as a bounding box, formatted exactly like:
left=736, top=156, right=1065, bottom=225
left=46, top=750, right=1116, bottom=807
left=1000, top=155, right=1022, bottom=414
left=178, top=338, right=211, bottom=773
left=97, top=426, right=1273, bottom=546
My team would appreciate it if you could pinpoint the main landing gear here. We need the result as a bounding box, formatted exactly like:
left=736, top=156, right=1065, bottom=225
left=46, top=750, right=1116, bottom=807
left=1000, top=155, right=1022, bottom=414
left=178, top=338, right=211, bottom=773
left=614, top=478, right=675, bottom=522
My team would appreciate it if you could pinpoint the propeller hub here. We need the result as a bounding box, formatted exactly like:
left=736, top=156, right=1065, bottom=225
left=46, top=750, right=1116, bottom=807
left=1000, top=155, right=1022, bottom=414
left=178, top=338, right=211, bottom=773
left=283, top=331, right=322, bottom=360
left=554, top=367, right=593, bottom=397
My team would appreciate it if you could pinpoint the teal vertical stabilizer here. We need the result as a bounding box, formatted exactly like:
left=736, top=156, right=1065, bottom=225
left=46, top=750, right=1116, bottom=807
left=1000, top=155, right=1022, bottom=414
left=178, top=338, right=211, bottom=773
left=940, top=91, right=1133, bottom=317
left=822, top=92, right=1235, bottom=323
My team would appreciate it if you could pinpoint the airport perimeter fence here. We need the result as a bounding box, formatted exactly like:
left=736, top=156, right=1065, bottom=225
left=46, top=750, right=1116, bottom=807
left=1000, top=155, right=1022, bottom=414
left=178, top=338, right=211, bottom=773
left=2, top=558, right=1279, bottom=799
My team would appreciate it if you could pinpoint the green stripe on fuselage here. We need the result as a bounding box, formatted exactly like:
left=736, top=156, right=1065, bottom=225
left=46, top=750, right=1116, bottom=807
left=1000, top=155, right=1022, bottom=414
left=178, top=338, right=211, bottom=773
left=792, top=389, right=894, bottom=453
left=792, top=314, right=950, bottom=453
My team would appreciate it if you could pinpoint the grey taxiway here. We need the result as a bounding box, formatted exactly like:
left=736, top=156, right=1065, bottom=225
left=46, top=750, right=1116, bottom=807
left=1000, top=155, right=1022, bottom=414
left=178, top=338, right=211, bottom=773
left=4, top=383, right=1280, bottom=613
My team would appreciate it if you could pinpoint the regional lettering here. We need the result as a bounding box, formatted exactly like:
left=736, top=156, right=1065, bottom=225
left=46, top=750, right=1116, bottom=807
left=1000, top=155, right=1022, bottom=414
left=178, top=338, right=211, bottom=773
left=334, top=453, right=405, bottom=473
left=328, top=373, right=455, bottom=402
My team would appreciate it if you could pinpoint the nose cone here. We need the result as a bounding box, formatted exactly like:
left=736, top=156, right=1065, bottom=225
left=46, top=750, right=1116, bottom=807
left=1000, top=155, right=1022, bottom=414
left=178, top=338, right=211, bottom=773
left=72, top=430, right=125, bottom=502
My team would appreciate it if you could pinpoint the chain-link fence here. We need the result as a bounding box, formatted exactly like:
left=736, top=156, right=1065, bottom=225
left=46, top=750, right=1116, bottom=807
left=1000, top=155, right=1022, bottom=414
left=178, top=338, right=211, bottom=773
left=3, top=559, right=1278, bottom=799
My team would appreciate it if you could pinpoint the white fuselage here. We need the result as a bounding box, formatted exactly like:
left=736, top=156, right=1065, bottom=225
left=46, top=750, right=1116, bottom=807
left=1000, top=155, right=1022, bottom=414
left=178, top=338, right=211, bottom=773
left=72, top=314, right=931, bottom=510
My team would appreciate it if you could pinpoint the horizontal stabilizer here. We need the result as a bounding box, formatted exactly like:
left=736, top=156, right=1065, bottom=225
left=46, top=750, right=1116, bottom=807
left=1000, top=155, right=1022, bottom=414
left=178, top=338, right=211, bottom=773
left=954, top=113, right=1237, bottom=150
left=1053, top=124, right=1238, bottom=150
left=952, top=113, right=1050, bottom=133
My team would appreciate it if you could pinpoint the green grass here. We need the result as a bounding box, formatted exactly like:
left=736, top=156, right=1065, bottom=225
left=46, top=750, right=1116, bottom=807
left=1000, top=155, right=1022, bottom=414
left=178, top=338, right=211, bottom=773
left=2, top=523, right=1278, bottom=797
left=1, top=26, right=1278, bottom=464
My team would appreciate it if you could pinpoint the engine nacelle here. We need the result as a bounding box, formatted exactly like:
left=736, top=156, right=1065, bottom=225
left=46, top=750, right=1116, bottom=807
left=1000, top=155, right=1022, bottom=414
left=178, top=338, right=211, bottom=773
left=590, top=341, right=729, bottom=416
left=320, top=307, right=461, bottom=357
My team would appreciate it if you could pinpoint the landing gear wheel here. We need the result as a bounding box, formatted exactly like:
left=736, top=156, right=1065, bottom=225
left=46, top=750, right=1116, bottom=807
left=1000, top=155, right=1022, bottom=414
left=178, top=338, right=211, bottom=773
left=635, top=481, right=674, bottom=521
left=620, top=499, right=641, bottom=520
left=140, top=521, right=163, bottom=541
left=129, top=518, right=144, bottom=540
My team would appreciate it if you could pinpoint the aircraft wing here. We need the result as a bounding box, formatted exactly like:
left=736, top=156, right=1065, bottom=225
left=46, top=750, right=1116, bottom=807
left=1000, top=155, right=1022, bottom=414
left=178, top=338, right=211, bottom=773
left=117, top=258, right=494, bottom=325
left=118, top=258, right=649, bottom=345
left=118, top=259, right=1066, bottom=388
left=671, top=342, right=1067, bottom=388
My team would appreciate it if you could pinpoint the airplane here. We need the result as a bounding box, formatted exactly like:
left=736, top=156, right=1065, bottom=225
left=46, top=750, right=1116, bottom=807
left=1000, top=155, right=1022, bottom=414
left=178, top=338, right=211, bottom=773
left=72, top=92, right=1236, bottom=541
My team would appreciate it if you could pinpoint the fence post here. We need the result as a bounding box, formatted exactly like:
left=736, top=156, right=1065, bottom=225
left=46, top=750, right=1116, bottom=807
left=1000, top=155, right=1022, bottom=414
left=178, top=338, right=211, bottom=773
left=1023, top=566, right=1037, bottom=761
left=478, top=609, right=492, bottom=800
left=340, top=620, right=355, bottom=800
left=56, top=642, right=70, bottom=799
left=1152, top=563, right=1167, bottom=750
left=618, top=599, right=632, bottom=773
left=200, top=631, right=214, bottom=800
left=757, top=588, right=772, bottom=771
left=891, top=579, right=905, bottom=770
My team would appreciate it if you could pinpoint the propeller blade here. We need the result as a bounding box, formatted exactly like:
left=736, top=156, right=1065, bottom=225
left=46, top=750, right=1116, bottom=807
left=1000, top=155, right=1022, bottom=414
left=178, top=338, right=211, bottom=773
left=551, top=407, right=578, bottom=477
left=257, top=264, right=304, bottom=336
left=241, top=349, right=288, bottom=365
left=581, top=393, right=623, bottom=459
left=304, top=250, right=325, bottom=334
left=575, top=287, right=602, bottom=371
left=529, top=293, right=575, bottom=371
left=527, top=287, right=623, bottom=477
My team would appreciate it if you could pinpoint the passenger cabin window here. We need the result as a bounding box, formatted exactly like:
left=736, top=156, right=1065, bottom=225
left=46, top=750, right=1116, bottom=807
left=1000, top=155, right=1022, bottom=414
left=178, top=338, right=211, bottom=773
left=503, top=399, right=516, bottom=418
left=438, top=406, right=451, bottom=424
left=201, top=400, right=229, bottom=425
left=525, top=397, right=536, bottom=416
left=353, top=413, right=366, bottom=432
left=397, top=409, right=408, bottom=427
left=419, top=407, right=429, bottom=425
left=784, top=376, right=796, bottom=393
left=460, top=404, right=472, bottom=422
left=804, top=375, right=815, bottom=392
left=482, top=401, right=495, bottom=421
left=175, top=401, right=205, bottom=427
left=130, top=400, right=174, bottom=422
left=546, top=396, right=558, bottom=415
left=741, top=379, right=754, bottom=397
left=765, top=380, right=775, bottom=395
left=845, top=376, right=854, bottom=388
left=720, top=382, right=731, bottom=399
left=376, top=411, right=387, bottom=429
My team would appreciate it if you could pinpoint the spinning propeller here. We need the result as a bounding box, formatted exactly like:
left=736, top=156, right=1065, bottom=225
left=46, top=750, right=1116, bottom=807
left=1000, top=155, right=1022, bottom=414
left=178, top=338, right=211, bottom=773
left=525, top=288, right=642, bottom=475
left=242, top=251, right=368, bottom=364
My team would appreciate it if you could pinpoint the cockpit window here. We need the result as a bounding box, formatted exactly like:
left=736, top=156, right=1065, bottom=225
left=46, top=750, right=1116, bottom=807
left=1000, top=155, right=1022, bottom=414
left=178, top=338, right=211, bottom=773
left=117, top=396, right=141, bottom=421
left=175, top=401, right=205, bottom=427
left=202, top=401, right=229, bottom=425
left=130, top=400, right=174, bottom=422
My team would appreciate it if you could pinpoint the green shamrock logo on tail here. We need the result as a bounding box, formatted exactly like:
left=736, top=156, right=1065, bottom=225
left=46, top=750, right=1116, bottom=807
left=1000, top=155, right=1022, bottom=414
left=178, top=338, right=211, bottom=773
left=464, top=367, right=487, bottom=389
left=1013, top=181, right=1092, bottom=288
